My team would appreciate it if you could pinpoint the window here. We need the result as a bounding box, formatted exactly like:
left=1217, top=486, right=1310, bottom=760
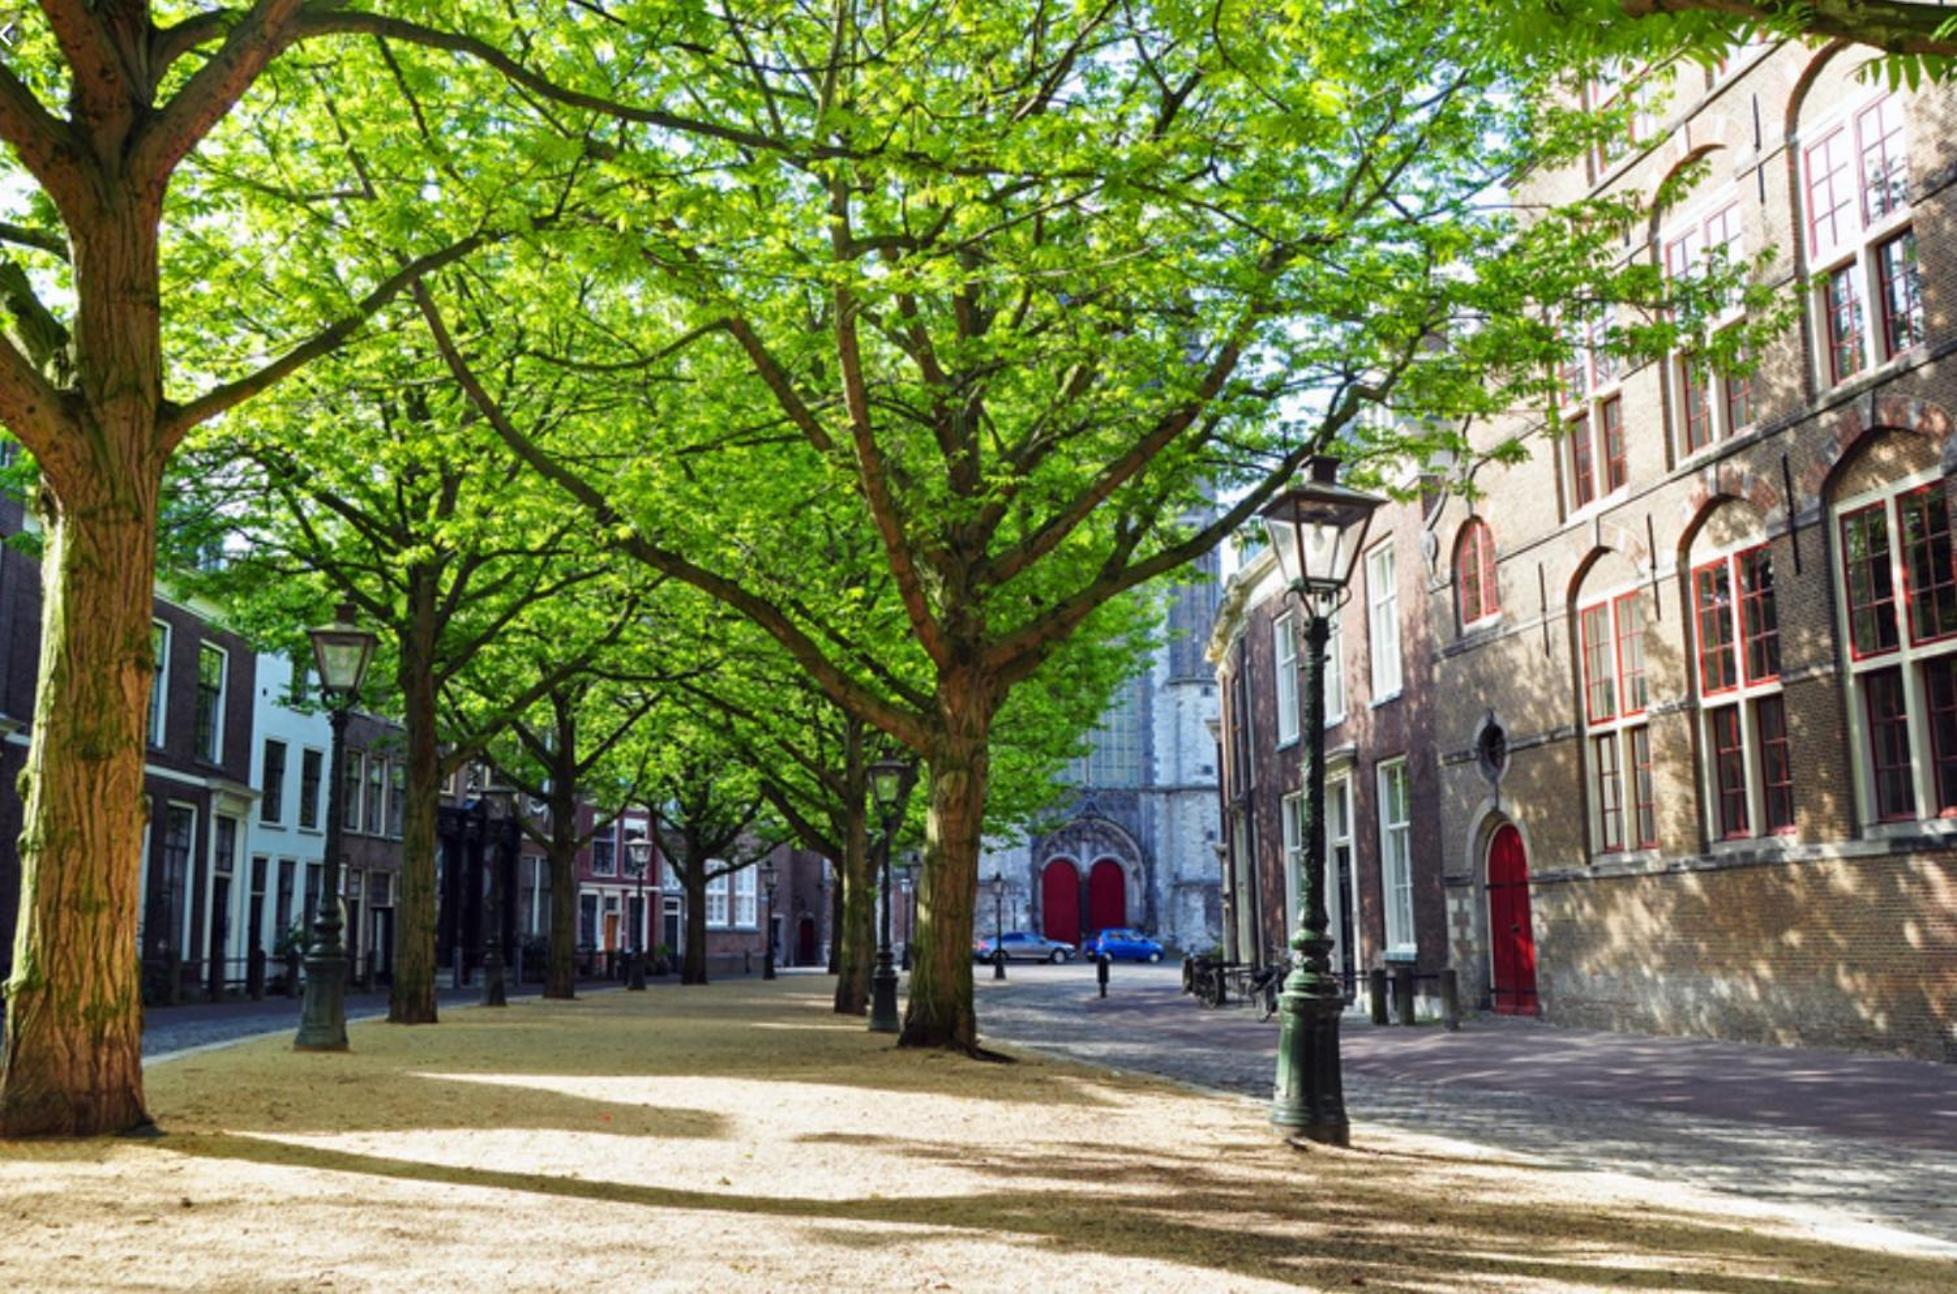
left=1835, top=476, right=1957, bottom=823
left=1568, top=413, right=1595, bottom=508
left=389, top=761, right=406, bottom=839
left=1377, top=759, right=1414, bottom=954
left=734, top=866, right=758, bottom=928
left=343, top=751, right=364, bottom=833
left=1280, top=794, right=1303, bottom=931
left=194, top=642, right=226, bottom=763
left=1324, top=610, right=1345, bottom=724
left=1274, top=614, right=1299, bottom=745
left=304, top=862, right=323, bottom=930
left=364, top=756, right=384, bottom=835
left=299, top=749, right=323, bottom=830
left=148, top=622, right=169, bottom=749
left=1692, top=544, right=1790, bottom=839
left=1580, top=591, right=1654, bottom=853
left=1804, top=93, right=1914, bottom=385
left=1455, top=519, right=1499, bottom=629
left=578, top=893, right=599, bottom=948
left=1366, top=543, right=1401, bottom=699
left=276, top=859, right=296, bottom=940
left=1601, top=397, right=1627, bottom=493
left=261, top=740, right=287, bottom=825
left=592, top=832, right=617, bottom=877
left=152, top=804, right=196, bottom=958
left=1590, top=62, right=1661, bottom=170
left=1664, top=194, right=1753, bottom=459
left=1558, top=308, right=1629, bottom=510
left=705, top=869, right=730, bottom=926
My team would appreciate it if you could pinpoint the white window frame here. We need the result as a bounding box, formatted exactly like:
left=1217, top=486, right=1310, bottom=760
left=1376, top=758, right=1415, bottom=957
left=1274, top=613, right=1299, bottom=747
left=1689, top=539, right=1792, bottom=844
left=1800, top=90, right=1919, bottom=391
left=1556, top=301, right=1631, bottom=519
left=734, top=865, right=758, bottom=929
left=1366, top=542, right=1402, bottom=701
left=298, top=746, right=325, bottom=832
left=1662, top=187, right=1756, bottom=463
left=705, top=867, right=730, bottom=926
left=194, top=640, right=227, bottom=764
left=1577, top=583, right=1657, bottom=857
left=1280, top=793, right=1302, bottom=936
left=1832, top=467, right=1957, bottom=829
left=343, top=750, right=365, bottom=834
left=1324, top=610, right=1345, bottom=726
left=148, top=620, right=170, bottom=750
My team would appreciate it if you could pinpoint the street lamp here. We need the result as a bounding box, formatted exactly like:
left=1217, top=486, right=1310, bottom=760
left=760, top=860, right=779, bottom=980
left=1259, top=454, right=1384, bottom=1148
left=479, top=782, right=518, bottom=1007
left=896, top=857, right=916, bottom=971
left=626, top=833, right=654, bottom=991
left=988, top=872, right=1006, bottom=981
left=867, top=755, right=908, bottom=1033
left=295, top=602, right=377, bottom=1052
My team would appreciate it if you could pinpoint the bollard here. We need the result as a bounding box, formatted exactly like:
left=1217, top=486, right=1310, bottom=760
left=1096, top=954, right=1110, bottom=999
left=1393, top=963, right=1416, bottom=1025
left=1368, top=967, right=1389, bottom=1025
left=1441, top=967, right=1461, bottom=1032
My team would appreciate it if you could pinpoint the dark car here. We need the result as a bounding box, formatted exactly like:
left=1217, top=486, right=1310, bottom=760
left=974, top=931, right=1076, bottom=963
left=1082, top=927, right=1166, bottom=963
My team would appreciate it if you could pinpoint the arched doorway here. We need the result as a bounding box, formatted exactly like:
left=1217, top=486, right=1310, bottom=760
left=1041, top=860, right=1081, bottom=943
left=796, top=916, right=817, bottom=965
left=1487, top=824, right=1538, bottom=1015
left=1087, top=858, right=1126, bottom=935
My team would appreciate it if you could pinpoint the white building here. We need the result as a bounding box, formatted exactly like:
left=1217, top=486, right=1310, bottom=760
left=240, top=651, right=331, bottom=980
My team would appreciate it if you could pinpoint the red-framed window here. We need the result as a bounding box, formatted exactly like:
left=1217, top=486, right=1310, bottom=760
left=1857, top=95, right=1908, bottom=225
left=1569, top=415, right=1595, bottom=508
left=1755, top=694, right=1795, bottom=833
left=1805, top=126, right=1855, bottom=256
left=1826, top=264, right=1866, bottom=385
left=1722, top=345, right=1754, bottom=432
left=1614, top=591, right=1647, bottom=714
left=1841, top=502, right=1900, bottom=657
left=1693, top=561, right=1738, bottom=693
left=1580, top=602, right=1616, bottom=722
left=1629, top=725, right=1657, bottom=848
left=1899, top=484, right=1957, bottom=645
left=1710, top=703, right=1749, bottom=838
left=1594, top=733, right=1624, bottom=853
left=1865, top=666, right=1915, bottom=820
left=1679, top=358, right=1713, bottom=454
left=1601, top=396, right=1627, bottom=492
left=1737, top=547, right=1780, bottom=683
left=1877, top=230, right=1925, bottom=360
left=1926, top=658, right=1957, bottom=815
left=1589, top=308, right=1618, bottom=389
left=1455, top=519, right=1499, bottom=629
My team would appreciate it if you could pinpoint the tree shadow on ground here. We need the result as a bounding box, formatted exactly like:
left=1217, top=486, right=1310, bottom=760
left=158, top=1123, right=1956, bottom=1293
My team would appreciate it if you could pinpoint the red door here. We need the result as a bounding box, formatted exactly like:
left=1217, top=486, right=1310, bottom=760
left=1041, top=860, right=1080, bottom=943
left=796, top=916, right=817, bottom=965
left=1087, top=859, right=1125, bottom=936
left=1487, top=825, right=1539, bottom=1015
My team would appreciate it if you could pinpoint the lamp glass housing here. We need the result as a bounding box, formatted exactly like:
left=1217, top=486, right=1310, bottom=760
left=989, top=873, right=1004, bottom=898
left=868, top=756, right=907, bottom=815
left=1258, top=456, right=1385, bottom=609
left=308, top=601, right=378, bottom=700
left=759, top=861, right=779, bottom=891
left=625, top=836, right=654, bottom=876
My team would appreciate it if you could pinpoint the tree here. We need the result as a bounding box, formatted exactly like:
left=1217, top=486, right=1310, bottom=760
left=416, top=1, right=1692, bottom=1052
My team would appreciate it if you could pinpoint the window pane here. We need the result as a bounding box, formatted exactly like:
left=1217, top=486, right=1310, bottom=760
left=1368, top=546, right=1401, bottom=697
left=1899, top=484, right=1957, bottom=643
left=1857, top=95, right=1908, bottom=224
left=1274, top=616, right=1299, bottom=744
left=195, top=644, right=224, bottom=763
left=1926, top=658, right=1957, bottom=814
left=1878, top=229, right=1925, bottom=359
left=149, top=624, right=167, bottom=748
left=1594, top=733, right=1623, bottom=853
left=1805, top=127, right=1854, bottom=254
left=1679, top=357, right=1712, bottom=454
left=1710, top=703, right=1749, bottom=838
left=1630, top=725, right=1657, bottom=847
left=1694, top=563, right=1738, bottom=693
left=1738, top=549, right=1780, bottom=682
left=1755, top=695, right=1795, bottom=833
left=1568, top=415, right=1594, bottom=508
left=1826, top=264, right=1866, bottom=384
left=261, top=740, right=286, bottom=824
left=1581, top=603, right=1616, bottom=721
left=1865, top=667, right=1914, bottom=820
left=1602, top=396, right=1626, bottom=492
left=1841, top=504, right=1900, bottom=656
left=299, top=749, right=322, bottom=830
left=1615, top=592, right=1647, bottom=713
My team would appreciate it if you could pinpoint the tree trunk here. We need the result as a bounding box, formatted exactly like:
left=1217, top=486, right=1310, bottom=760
left=682, top=868, right=709, bottom=985
left=544, top=794, right=579, bottom=1000
left=899, top=687, right=991, bottom=1053
left=0, top=196, right=164, bottom=1136
left=389, top=572, right=441, bottom=1024
left=833, top=801, right=873, bottom=1015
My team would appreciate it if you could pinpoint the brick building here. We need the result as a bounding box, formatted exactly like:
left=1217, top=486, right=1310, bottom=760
left=1430, top=39, right=1957, bottom=1059
left=1207, top=491, right=1449, bottom=1004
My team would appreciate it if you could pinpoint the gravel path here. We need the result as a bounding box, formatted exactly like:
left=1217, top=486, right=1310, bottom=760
left=976, top=962, right=1957, bottom=1249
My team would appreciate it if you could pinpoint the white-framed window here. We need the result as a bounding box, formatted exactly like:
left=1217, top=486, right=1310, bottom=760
left=363, top=755, right=384, bottom=835
left=1834, top=469, right=1957, bottom=826
left=1324, top=609, right=1345, bottom=726
left=734, top=865, right=758, bottom=928
left=1274, top=613, right=1299, bottom=746
left=1376, top=758, right=1414, bottom=955
left=193, top=641, right=226, bottom=764
left=1280, top=793, right=1303, bottom=933
left=298, top=748, right=324, bottom=831
left=389, top=761, right=406, bottom=839
left=1803, top=91, right=1922, bottom=388
left=260, top=739, right=287, bottom=825
left=1366, top=542, right=1401, bottom=700
left=1454, top=518, right=1500, bottom=631
left=578, top=892, right=599, bottom=947
left=1663, top=191, right=1756, bottom=459
left=1577, top=588, right=1657, bottom=855
left=591, top=830, right=617, bottom=877
left=1690, top=541, right=1791, bottom=840
left=148, top=620, right=170, bottom=749
left=1588, top=59, right=1664, bottom=172
left=343, top=750, right=365, bottom=833
left=706, top=867, right=730, bottom=926
left=1556, top=305, right=1629, bottom=514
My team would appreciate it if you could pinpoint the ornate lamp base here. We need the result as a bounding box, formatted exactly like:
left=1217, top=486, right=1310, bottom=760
left=1270, top=963, right=1349, bottom=1147
left=293, top=950, right=349, bottom=1052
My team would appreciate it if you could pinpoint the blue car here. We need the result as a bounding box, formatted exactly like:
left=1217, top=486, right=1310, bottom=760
left=1083, top=927, right=1165, bottom=963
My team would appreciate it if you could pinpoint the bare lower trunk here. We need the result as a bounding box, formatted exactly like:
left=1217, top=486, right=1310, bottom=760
left=833, top=804, right=873, bottom=1015
left=899, top=691, right=989, bottom=1053
left=0, top=481, right=159, bottom=1135
left=682, top=871, right=708, bottom=985
left=545, top=831, right=578, bottom=1000
left=389, top=575, right=440, bottom=1024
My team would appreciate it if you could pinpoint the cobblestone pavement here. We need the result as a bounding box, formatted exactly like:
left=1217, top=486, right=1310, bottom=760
left=141, top=977, right=621, bottom=1058
left=976, top=962, right=1957, bottom=1250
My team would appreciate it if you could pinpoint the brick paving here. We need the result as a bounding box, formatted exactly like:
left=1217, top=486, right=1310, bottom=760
left=976, top=962, right=1957, bottom=1249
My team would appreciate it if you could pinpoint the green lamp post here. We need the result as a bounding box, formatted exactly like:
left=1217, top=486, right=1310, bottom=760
left=1258, top=455, right=1384, bottom=1147
left=294, top=602, right=378, bottom=1052
left=626, top=834, right=653, bottom=990
left=867, top=755, right=909, bottom=1033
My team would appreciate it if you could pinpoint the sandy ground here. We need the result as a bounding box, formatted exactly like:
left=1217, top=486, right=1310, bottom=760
left=1, top=981, right=1952, bottom=1293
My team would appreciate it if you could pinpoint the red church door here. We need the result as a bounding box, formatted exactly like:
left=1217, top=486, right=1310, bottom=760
left=796, top=916, right=817, bottom=965
left=1041, top=860, right=1081, bottom=943
left=1487, top=825, right=1538, bottom=1015
left=1087, top=859, right=1126, bottom=936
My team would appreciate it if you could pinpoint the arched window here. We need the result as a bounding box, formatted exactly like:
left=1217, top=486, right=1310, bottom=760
left=1455, top=519, right=1500, bottom=629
